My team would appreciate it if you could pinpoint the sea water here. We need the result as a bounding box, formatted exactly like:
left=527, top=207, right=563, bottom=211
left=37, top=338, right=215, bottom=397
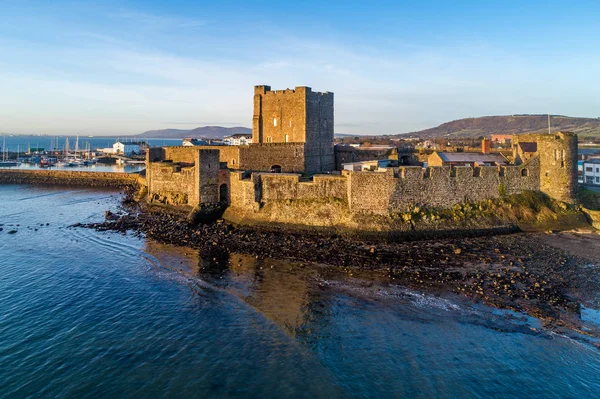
left=1, top=184, right=600, bottom=398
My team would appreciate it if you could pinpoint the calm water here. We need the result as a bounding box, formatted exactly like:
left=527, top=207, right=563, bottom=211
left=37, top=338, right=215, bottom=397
left=0, top=135, right=182, bottom=152
left=1, top=185, right=600, bottom=398
left=0, top=162, right=146, bottom=173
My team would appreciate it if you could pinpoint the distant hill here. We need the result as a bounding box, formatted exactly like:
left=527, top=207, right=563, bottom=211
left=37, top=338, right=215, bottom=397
left=136, top=126, right=352, bottom=140
left=135, top=126, right=251, bottom=139
left=399, top=115, right=600, bottom=140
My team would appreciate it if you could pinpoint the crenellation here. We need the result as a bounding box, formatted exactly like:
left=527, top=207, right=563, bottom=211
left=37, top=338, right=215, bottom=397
left=144, top=85, right=578, bottom=228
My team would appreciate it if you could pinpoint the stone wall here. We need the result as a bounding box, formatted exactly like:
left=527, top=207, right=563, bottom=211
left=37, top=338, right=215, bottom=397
left=513, top=132, right=577, bottom=203
left=149, top=146, right=242, bottom=170
left=0, top=170, right=139, bottom=188
left=225, top=158, right=539, bottom=218
left=147, top=148, right=222, bottom=206
left=242, top=143, right=305, bottom=173
left=257, top=173, right=347, bottom=202
left=252, top=85, right=334, bottom=173
left=347, top=160, right=540, bottom=215
left=252, top=86, right=308, bottom=144
left=304, top=90, right=335, bottom=173
left=198, top=150, right=220, bottom=204
left=228, top=172, right=259, bottom=210
left=147, top=162, right=196, bottom=205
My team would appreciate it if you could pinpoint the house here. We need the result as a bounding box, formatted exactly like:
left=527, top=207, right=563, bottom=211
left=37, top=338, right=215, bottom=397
left=427, top=152, right=509, bottom=167
left=491, top=134, right=512, bottom=145
left=223, top=134, right=252, bottom=146
left=113, top=142, right=141, bottom=156
left=182, top=138, right=209, bottom=146
left=582, top=158, right=600, bottom=186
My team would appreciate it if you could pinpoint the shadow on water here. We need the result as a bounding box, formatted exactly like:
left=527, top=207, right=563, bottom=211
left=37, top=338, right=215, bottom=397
left=142, top=240, right=595, bottom=342
left=4, top=183, right=600, bottom=398
left=140, top=240, right=600, bottom=398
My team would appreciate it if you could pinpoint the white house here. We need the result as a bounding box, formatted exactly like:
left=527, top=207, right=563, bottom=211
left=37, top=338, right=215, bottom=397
left=113, top=142, right=141, bottom=156
left=582, top=158, right=600, bottom=186
left=182, top=138, right=209, bottom=146
left=223, top=134, right=252, bottom=146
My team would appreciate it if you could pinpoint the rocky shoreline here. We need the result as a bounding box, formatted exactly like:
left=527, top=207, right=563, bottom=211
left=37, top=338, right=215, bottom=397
left=77, top=190, right=600, bottom=337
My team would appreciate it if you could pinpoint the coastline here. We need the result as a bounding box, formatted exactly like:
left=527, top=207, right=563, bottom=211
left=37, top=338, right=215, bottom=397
left=78, top=191, right=600, bottom=336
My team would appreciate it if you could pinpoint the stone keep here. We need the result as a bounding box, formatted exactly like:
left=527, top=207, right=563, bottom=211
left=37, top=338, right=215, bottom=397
left=252, top=86, right=335, bottom=174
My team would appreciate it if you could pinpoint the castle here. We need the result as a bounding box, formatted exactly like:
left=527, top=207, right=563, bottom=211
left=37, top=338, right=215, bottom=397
left=145, top=85, right=578, bottom=228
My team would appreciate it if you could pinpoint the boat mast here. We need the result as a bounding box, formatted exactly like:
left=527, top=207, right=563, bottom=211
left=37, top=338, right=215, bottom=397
left=75, top=135, right=79, bottom=160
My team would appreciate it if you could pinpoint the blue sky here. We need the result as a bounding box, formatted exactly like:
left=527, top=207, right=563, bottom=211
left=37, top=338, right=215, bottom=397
left=1, top=0, right=599, bottom=135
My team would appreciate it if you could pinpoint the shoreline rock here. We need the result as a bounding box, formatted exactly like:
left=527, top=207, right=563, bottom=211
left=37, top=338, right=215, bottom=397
left=77, top=190, right=600, bottom=336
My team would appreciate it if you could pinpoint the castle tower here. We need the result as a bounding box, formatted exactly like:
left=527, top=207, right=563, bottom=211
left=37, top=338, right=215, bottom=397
left=252, top=85, right=335, bottom=174
left=513, top=132, right=578, bottom=203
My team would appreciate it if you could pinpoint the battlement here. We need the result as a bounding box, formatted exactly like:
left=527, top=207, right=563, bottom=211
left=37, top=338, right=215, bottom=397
left=254, top=85, right=332, bottom=97
left=511, top=131, right=577, bottom=203
left=343, top=163, right=536, bottom=181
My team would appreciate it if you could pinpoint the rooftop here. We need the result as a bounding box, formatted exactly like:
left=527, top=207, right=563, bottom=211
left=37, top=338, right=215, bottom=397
left=436, top=152, right=508, bottom=165
left=225, top=134, right=253, bottom=139
left=518, top=142, right=538, bottom=153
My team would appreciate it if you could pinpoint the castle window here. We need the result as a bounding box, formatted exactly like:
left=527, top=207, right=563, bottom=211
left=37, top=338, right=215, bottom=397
left=273, top=118, right=277, bottom=126
left=521, top=169, right=529, bottom=177
left=232, top=159, right=236, bottom=165
left=561, top=161, right=565, bottom=168
left=285, top=134, right=289, bottom=143
left=266, top=137, right=273, bottom=143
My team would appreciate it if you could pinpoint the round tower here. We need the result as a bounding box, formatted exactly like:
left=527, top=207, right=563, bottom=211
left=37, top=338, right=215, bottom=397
left=537, top=132, right=578, bottom=203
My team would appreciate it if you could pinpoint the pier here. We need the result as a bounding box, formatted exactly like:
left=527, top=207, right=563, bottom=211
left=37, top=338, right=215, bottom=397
left=0, top=169, right=142, bottom=188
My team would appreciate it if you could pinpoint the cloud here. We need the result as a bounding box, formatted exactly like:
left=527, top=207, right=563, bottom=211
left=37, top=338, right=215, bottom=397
left=107, top=9, right=206, bottom=30
left=1, top=3, right=600, bottom=135
left=164, top=122, right=247, bottom=126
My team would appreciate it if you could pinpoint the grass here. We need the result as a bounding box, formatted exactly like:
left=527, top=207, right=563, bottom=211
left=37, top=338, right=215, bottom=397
left=578, top=187, right=600, bottom=211
left=390, top=191, right=576, bottom=227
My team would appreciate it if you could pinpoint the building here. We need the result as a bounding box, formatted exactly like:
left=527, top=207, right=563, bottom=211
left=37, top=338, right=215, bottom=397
left=427, top=152, right=508, bottom=167
left=582, top=158, right=600, bottom=186
left=145, top=85, right=579, bottom=210
left=182, top=138, right=209, bottom=146
left=491, top=134, right=512, bottom=145
left=252, top=85, right=334, bottom=173
left=512, top=132, right=578, bottom=203
left=148, top=86, right=335, bottom=175
left=113, top=142, right=141, bottom=156
left=223, top=134, right=252, bottom=146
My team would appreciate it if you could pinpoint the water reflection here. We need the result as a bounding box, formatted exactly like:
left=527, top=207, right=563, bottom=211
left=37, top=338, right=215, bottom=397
left=0, top=162, right=145, bottom=173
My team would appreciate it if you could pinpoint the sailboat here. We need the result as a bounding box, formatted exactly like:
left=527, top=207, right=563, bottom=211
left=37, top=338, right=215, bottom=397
left=59, top=137, right=77, bottom=167
left=0, top=136, right=18, bottom=167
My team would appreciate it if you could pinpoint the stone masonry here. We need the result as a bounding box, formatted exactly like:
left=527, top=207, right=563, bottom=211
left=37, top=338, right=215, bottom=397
left=144, top=84, right=578, bottom=218
left=252, top=85, right=335, bottom=174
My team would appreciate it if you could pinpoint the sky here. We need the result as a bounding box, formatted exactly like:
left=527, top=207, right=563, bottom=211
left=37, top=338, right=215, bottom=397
left=0, top=0, right=599, bottom=136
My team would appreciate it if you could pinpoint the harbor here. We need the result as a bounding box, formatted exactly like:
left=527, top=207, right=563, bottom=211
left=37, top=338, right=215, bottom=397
left=0, top=135, right=179, bottom=172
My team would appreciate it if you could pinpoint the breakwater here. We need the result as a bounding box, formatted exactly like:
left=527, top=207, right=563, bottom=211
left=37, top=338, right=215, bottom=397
left=0, top=169, right=141, bottom=188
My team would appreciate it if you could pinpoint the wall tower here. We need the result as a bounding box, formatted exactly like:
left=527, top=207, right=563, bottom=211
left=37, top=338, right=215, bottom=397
left=513, top=132, right=578, bottom=203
